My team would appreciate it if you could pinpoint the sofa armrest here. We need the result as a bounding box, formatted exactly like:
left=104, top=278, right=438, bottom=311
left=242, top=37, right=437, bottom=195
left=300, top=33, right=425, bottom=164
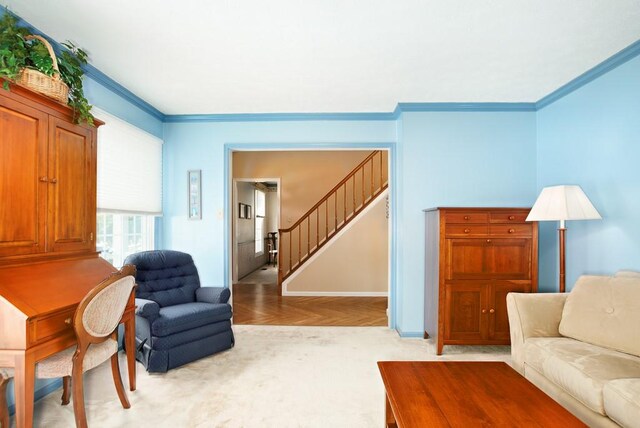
left=196, top=287, right=231, bottom=304
left=506, top=292, right=568, bottom=374
left=135, top=298, right=160, bottom=322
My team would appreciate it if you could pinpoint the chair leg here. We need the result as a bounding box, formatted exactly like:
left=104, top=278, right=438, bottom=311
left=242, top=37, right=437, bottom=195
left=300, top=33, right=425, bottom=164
left=61, top=376, right=71, bottom=405
left=0, top=376, right=10, bottom=428
left=110, top=353, right=130, bottom=409
left=71, top=364, right=88, bottom=428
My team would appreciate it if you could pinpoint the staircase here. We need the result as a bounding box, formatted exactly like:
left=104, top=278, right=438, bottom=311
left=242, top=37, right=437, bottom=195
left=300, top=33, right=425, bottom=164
left=278, top=150, right=389, bottom=287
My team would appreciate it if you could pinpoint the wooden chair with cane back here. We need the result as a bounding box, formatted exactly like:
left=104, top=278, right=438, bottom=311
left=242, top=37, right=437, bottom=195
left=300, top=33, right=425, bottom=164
left=1, top=265, right=137, bottom=428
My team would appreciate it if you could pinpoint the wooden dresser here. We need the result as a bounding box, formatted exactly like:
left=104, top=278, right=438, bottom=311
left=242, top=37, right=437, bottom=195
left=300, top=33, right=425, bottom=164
left=424, top=207, right=538, bottom=355
left=0, top=83, right=136, bottom=428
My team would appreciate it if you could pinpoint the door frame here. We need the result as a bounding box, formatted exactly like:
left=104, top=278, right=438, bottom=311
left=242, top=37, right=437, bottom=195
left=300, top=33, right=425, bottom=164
left=224, top=143, right=397, bottom=329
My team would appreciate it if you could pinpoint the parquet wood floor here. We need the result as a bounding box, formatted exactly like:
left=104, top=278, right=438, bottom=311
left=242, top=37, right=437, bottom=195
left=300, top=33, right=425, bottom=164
left=232, top=280, right=388, bottom=326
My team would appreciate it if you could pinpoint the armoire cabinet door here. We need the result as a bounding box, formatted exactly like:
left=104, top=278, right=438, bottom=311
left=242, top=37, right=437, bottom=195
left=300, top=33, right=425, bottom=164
left=486, top=239, right=532, bottom=280
left=0, top=97, right=48, bottom=257
left=444, top=283, right=488, bottom=341
left=446, top=238, right=532, bottom=281
left=47, top=117, right=94, bottom=253
left=445, top=239, right=488, bottom=280
left=488, top=282, right=531, bottom=341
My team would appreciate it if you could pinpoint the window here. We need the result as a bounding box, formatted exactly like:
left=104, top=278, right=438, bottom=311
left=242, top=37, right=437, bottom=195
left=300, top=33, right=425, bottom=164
left=94, top=108, right=162, bottom=267
left=97, top=213, right=155, bottom=267
left=255, top=189, right=266, bottom=254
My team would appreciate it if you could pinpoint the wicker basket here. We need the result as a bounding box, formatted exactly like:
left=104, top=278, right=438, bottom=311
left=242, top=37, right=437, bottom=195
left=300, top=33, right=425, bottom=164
left=16, top=35, right=69, bottom=104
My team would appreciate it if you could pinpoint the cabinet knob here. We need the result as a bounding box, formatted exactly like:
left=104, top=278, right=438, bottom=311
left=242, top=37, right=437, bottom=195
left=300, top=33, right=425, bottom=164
left=486, top=239, right=492, bottom=243
left=481, top=309, right=487, bottom=314
left=508, top=215, right=515, bottom=220
left=464, top=216, right=470, bottom=220
left=489, top=308, right=495, bottom=314
left=64, top=317, right=72, bottom=325
left=39, top=176, right=48, bottom=182
left=464, top=228, right=470, bottom=233
left=508, top=228, right=515, bottom=233
left=50, top=178, right=58, bottom=184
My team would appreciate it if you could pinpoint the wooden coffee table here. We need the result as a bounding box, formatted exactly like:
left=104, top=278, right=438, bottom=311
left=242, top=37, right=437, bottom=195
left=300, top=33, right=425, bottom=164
left=378, top=361, right=586, bottom=427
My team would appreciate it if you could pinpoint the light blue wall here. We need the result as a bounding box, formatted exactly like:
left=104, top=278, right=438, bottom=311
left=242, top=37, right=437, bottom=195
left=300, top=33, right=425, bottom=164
left=161, top=120, right=397, bottom=285
left=395, top=111, right=538, bottom=333
left=162, top=112, right=538, bottom=336
left=536, top=54, right=640, bottom=291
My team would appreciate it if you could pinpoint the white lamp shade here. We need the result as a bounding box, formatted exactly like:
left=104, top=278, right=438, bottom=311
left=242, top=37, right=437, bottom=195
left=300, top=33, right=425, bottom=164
left=526, top=185, right=602, bottom=222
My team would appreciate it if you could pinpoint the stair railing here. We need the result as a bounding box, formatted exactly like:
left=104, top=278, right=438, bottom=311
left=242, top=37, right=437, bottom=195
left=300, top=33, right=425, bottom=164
left=277, top=150, right=388, bottom=287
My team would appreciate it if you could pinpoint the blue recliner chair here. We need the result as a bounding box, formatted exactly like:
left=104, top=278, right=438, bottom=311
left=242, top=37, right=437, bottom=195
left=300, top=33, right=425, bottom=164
left=123, top=250, right=234, bottom=372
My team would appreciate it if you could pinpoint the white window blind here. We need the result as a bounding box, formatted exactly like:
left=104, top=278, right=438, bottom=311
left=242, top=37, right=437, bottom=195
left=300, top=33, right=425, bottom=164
left=95, top=108, right=163, bottom=215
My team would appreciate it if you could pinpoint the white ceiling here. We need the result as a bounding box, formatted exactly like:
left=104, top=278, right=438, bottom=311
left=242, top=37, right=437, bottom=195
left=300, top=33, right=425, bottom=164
left=3, top=0, right=640, bottom=115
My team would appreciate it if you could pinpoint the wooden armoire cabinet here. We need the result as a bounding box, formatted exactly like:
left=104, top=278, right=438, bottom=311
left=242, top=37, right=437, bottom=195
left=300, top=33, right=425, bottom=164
left=0, top=84, right=141, bottom=428
left=0, top=84, right=98, bottom=263
left=424, top=207, right=538, bottom=355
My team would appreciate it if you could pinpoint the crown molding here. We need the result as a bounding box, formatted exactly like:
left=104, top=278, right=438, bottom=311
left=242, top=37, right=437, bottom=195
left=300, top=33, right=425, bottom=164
left=536, top=38, right=640, bottom=110
left=163, top=112, right=396, bottom=123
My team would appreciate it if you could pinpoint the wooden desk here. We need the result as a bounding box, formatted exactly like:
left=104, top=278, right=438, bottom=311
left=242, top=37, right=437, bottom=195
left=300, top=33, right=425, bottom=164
left=0, top=257, right=137, bottom=428
left=378, top=361, right=585, bottom=427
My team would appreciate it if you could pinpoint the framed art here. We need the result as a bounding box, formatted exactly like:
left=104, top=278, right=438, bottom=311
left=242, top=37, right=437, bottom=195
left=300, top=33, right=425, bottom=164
left=239, top=203, right=246, bottom=219
left=245, top=204, right=252, bottom=219
left=188, top=170, right=202, bottom=220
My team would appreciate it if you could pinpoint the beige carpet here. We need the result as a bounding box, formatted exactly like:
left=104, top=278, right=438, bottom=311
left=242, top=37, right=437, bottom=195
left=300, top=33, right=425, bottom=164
left=26, top=326, right=510, bottom=427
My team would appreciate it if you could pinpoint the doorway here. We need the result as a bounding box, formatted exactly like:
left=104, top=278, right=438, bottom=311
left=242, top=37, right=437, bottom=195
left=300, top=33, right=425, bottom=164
left=227, top=147, right=394, bottom=327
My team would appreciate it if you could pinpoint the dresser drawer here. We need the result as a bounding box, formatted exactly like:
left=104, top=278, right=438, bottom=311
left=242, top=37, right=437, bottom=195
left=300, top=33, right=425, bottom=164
left=445, top=212, right=489, bottom=224
left=30, top=308, right=75, bottom=344
left=490, top=212, right=529, bottom=223
left=445, top=224, right=488, bottom=237
left=489, top=224, right=532, bottom=237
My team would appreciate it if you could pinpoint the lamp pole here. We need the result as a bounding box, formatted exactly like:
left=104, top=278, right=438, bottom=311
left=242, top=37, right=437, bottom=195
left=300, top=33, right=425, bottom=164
left=558, top=219, right=566, bottom=293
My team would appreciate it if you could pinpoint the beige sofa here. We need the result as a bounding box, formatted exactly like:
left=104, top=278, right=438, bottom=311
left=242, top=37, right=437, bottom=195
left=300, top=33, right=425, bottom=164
left=507, top=271, right=640, bottom=428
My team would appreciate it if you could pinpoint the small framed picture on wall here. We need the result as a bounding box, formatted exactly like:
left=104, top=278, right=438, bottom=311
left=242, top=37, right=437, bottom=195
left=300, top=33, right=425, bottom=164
left=245, top=205, right=252, bottom=219
left=239, top=203, right=246, bottom=219
left=188, top=170, right=202, bottom=220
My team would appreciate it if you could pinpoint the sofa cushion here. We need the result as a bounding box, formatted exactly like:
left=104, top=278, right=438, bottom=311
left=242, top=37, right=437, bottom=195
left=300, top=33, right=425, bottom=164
left=125, top=250, right=200, bottom=307
left=524, top=337, right=640, bottom=415
left=603, top=378, right=640, bottom=428
left=152, top=302, right=232, bottom=337
left=615, top=270, right=640, bottom=278
left=559, top=275, right=640, bottom=357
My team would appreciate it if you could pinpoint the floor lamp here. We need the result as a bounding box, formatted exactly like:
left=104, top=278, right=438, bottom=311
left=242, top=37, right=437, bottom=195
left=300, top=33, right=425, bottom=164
left=526, top=185, right=602, bottom=292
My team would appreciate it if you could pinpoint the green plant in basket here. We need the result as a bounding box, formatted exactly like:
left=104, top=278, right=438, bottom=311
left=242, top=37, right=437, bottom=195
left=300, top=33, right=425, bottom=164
left=0, top=10, right=94, bottom=124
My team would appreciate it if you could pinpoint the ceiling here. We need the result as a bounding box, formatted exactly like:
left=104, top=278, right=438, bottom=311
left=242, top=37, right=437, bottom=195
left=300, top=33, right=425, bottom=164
left=3, top=0, right=640, bottom=115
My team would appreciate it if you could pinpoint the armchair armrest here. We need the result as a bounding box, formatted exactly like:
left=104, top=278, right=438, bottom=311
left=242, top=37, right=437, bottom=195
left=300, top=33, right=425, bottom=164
left=506, top=292, right=568, bottom=374
left=196, top=287, right=231, bottom=304
left=135, top=298, right=160, bottom=322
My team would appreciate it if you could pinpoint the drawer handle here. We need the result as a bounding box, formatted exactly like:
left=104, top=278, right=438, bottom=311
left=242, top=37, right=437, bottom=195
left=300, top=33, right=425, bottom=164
left=64, top=317, right=72, bottom=325
left=464, top=216, right=470, bottom=220
left=508, top=215, right=515, bottom=220
left=489, top=309, right=495, bottom=314
left=508, top=228, right=515, bottom=233
left=464, top=228, right=470, bottom=233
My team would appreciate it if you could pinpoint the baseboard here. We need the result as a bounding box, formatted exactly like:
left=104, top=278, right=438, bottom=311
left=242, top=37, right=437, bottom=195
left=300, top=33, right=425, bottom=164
left=395, top=328, right=424, bottom=338
left=282, top=290, right=388, bottom=297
